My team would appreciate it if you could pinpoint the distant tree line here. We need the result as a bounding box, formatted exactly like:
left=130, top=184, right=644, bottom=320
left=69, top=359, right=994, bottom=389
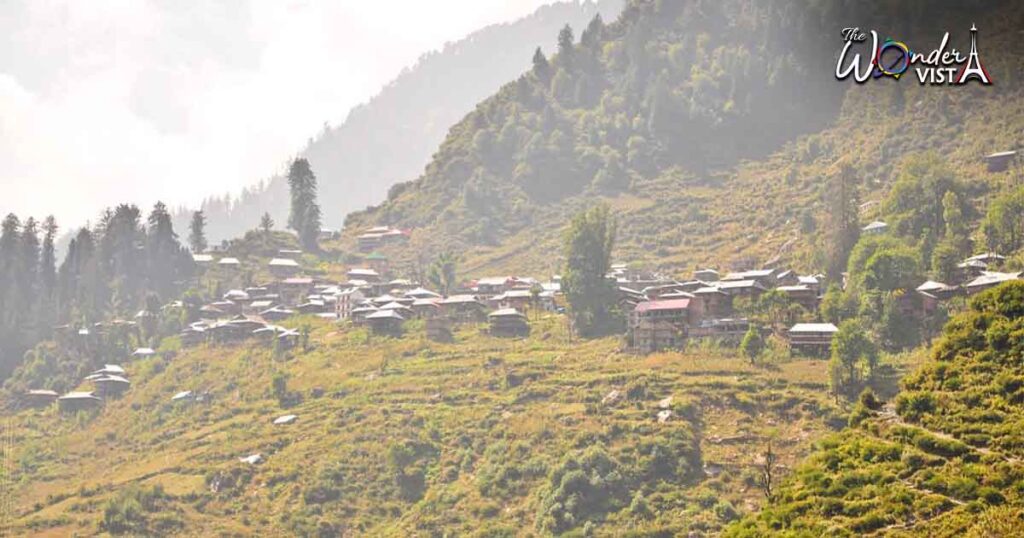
left=0, top=202, right=194, bottom=378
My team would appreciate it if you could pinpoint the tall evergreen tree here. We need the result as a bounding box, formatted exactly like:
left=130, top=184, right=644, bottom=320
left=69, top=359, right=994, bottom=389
left=562, top=205, right=624, bottom=337
left=40, top=216, right=57, bottom=297
left=580, top=14, right=604, bottom=48
left=557, top=24, right=575, bottom=69
left=825, top=164, right=861, bottom=282
left=19, top=217, right=41, bottom=342
left=147, top=202, right=187, bottom=301
left=287, top=158, right=322, bottom=250
left=104, top=204, right=145, bottom=313
left=0, top=215, right=22, bottom=375
left=189, top=210, right=208, bottom=253
left=532, top=47, right=551, bottom=82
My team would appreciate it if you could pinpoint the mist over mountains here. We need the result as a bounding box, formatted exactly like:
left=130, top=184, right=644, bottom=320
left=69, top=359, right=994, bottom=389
left=174, top=0, right=623, bottom=244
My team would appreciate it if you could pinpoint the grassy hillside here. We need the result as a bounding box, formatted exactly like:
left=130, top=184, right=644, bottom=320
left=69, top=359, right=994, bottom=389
left=338, top=0, right=1024, bottom=278
left=6, top=314, right=849, bottom=536
left=726, top=281, right=1024, bottom=537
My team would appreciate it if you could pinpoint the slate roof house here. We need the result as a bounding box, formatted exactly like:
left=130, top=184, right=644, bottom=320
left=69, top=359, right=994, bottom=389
left=985, top=150, right=1017, bottom=173
left=488, top=308, right=530, bottom=338
left=58, top=391, right=103, bottom=413
left=23, top=389, right=59, bottom=408
left=787, top=323, right=839, bottom=356
left=268, top=258, right=301, bottom=277
left=441, top=295, right=488, bottom=323
left=366, top=309, right=405, bottom=336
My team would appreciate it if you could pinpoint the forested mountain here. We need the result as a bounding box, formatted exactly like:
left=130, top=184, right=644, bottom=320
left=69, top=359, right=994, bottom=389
left=343, top=0, right=1024, bottom=278
left=171, top=0, right=623, bottom=244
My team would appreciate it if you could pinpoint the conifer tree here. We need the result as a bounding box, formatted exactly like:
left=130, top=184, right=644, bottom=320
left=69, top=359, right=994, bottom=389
left=147, top=202, right=188, bottom=301
left=532, top=47, right=551, bottom=82
left=40, top=216, right=57, bottom=297
left=557, top=24, right=575, bottom=69
left=189, top=210, right=208, bottom=253
left=287, top=158, right=322, bottom=250
left=580, top=14, right=604, bottom=48
left=260, top=212, right=275, bottom=235
left=825, top=164, right=861, bottom=282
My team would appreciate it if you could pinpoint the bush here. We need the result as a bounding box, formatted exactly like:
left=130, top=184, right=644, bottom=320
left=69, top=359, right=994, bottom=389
left=100, top=485, right=171, bottom=535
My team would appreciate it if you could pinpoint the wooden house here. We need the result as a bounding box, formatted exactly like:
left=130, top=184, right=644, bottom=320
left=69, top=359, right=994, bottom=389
left=965, top=271, right=1021, bottom=295
left=93, top=375, right=131, bottom=398
left=440, top=295, right=488, bottom=323
left=23, top=389, right=59, bottom=408
left=776, top=285, right=820, bottom=312
left=688, top=318, right=751, bottom=344
left=268, top=258, right=300, bottom=277
left=488, top=309, right=530, bottom=337
left=58, top=391, right=102, bottom=413
left=985, top=150, right=1017, bottom=172
left=346, top=268, right=381, bottom=283
left=714, top=279, right=768, bottom=299
left=411, top=298, right=442, bottom=319
left=721, top=269, right=777, bottom=288
left=787, top=322, right=839, bottom=356
left=862, top=221, right=889, bottom=235
left=366, top=309, right=405, bottom=336
left=495, top=289, right=534, bottom=312
left=916, top=280, right=959, bottom=301
left=692, top=268, right=719, bottom=282
left=425, top=317, right=454, bottom=342
left=631, top=319, right=684, bottom=354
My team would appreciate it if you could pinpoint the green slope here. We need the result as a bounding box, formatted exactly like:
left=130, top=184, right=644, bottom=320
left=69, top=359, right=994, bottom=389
left=338, top=0, right=1024, bottom=278
left=7, top=315, right=845, bottom=536
left=726, top=281, right=1024, bottom=537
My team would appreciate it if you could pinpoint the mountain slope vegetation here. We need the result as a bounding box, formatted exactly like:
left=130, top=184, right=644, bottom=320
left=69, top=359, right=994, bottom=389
left=342, top=0, right=1024, bottom=278
left=173, top=0, right=623, bottom=244
left=726, top=280, right=1024, bottom=537
left=7, top=315, right=842, bottom=536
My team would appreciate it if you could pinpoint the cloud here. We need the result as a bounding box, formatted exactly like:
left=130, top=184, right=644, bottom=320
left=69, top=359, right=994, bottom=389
left=0, top=0, right=553, bottom=227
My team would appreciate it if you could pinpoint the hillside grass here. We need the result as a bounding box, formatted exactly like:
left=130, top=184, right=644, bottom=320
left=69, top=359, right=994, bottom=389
left=7, top=314, right=844, bottom=536
left=726, top=281, right=1024, bottom=537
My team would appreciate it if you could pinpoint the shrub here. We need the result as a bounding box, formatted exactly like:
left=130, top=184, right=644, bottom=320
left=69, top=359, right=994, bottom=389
left=100, top=485, right=170, bottom=535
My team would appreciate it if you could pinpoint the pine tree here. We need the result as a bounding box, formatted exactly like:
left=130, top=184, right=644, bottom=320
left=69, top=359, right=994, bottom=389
left=189, top=210, right=208, bottom=253
left=0, top=215, right=22, bottom=375
left=532, top=47, right=551, bottom=82
left=557, top=24, right=575, bottom=69
left=260, top=212, right=275, bottom=235
left=19, top=217, right=41, bottom=343
left=40, top=216, right=57, bottom=297
left=147, top=202, right=187, bottom=301
left=580, top=14, right=604, bottom=48
left=825, top=164, right=861, bottom=282
left=287, top=158, right=322, bottom=250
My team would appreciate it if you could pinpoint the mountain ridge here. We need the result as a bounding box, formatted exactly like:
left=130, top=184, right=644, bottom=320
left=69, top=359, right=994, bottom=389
left=172, top=0, right=624, bottom=244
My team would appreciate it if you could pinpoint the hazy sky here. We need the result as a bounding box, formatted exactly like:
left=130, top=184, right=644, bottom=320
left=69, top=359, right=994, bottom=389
left=0, top=0, right=555, bottom=227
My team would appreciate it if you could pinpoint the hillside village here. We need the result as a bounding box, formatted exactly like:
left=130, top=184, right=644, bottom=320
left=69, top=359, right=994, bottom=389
left=2, top=0, right=1024, bottom=535
left=17, top=210, right=1022, bottom=415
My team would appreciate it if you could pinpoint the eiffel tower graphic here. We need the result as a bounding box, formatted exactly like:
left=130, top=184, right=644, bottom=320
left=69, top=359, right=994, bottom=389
left=956, top=24, right=992, bottom=85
